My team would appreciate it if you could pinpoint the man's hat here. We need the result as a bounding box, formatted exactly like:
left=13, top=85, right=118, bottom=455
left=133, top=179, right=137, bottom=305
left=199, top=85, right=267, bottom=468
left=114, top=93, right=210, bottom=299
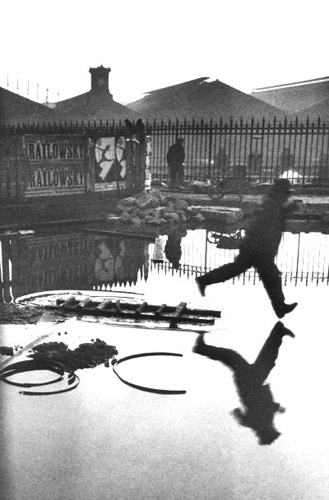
left=270, top=178, right=293, bottom=195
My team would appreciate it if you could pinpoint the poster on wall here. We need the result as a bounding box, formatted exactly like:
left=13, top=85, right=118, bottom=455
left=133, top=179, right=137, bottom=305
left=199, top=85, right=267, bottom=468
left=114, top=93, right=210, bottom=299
left=94, top=136, right=126, bottom=192
left=25, top=135, right=87, bottom=196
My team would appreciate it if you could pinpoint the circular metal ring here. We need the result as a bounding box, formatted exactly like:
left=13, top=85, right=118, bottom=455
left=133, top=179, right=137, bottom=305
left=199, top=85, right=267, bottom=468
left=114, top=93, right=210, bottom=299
left=112, top=352, right=186, bottom=395
left=0, top=359, right=80, bottom=395
left=0, top=359, right=65, bottom=387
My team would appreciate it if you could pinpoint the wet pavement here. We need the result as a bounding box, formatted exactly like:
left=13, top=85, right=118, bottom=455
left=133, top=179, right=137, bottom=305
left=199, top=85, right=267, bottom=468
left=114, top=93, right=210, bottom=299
left=1, top=187, right=329, bottom=233
left=1, top=236, right=329, bottom=498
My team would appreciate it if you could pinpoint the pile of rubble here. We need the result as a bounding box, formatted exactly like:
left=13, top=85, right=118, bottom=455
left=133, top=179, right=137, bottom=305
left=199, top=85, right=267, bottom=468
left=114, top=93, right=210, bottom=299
left=29, top=339, right=118, bottom=371
left=109, top=189, right=205, bottom=228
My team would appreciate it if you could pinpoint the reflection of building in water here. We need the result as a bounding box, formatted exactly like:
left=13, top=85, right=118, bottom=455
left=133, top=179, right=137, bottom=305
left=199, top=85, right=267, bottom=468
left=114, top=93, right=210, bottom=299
left=155, top=229, right=329, bottom=286
left=1, top=228, right=328, bottom=303
left=0, top=232, right=150, bottom=302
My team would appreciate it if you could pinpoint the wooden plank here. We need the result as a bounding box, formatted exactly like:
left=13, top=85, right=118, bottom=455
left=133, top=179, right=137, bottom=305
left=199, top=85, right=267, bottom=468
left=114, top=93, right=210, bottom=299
left=172, top=302, right=187, bottom=318
left=155, top=304, right=167, bottom=317
left=52, top=296, right=221, bottom=318
left=169, top=302, right=187, bottom=327
left=61, top=296, right=78, bottom=307
left=78, top=298, right=93, bottom=309
left=115, top=300, right=122, bottom=313
left=135, top=302, right=148, bottom=315
left=44, top=303, right=216, bottom=325
left=96, top=299, right=113, bottom=310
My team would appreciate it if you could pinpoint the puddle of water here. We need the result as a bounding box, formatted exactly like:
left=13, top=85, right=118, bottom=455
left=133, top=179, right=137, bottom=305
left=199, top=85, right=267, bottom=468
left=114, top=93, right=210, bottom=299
left=1, top=227, right=329, bottom=500
left=0, top=227, right=328, bottom=307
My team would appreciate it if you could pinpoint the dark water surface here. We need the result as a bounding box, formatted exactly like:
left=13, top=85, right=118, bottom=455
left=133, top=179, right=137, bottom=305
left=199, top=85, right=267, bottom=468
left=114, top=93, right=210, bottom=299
left=1, top=226, right=328, bottom=303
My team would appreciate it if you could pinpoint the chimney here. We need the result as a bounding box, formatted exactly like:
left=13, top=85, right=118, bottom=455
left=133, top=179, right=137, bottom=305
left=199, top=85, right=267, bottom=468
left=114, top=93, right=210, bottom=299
left=89, top=65, right=112, bottom=94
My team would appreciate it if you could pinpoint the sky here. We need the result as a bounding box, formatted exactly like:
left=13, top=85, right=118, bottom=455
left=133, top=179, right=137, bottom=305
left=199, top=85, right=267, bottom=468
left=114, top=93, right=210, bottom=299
left=2, top=0, right=329, bottom=105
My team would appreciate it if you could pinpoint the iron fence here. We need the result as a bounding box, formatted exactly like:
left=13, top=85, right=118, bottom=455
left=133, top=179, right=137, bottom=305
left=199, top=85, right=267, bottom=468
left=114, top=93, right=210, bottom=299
left=148, top=117, right=329, bottom=185
left=1, top=117, right=329, bottom=197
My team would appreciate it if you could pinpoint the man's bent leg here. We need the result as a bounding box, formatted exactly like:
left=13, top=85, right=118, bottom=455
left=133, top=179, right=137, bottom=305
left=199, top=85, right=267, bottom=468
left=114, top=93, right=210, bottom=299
left=196, top=253, right=251, bottom=296
left=193, top=334, right=249, bottom=372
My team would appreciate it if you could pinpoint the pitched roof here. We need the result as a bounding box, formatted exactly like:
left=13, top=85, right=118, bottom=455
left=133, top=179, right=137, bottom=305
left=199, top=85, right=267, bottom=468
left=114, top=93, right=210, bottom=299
left=53, top=89, right=138, bottom=122
left=0, top=87, right=55, bottom=124
left=294, top=98, right=329, bottom=121
left=1, top=66, right=140, bottom=125
left=127, top=77, right=287, bottom=121
left=251, top=77, right=329, bottom=114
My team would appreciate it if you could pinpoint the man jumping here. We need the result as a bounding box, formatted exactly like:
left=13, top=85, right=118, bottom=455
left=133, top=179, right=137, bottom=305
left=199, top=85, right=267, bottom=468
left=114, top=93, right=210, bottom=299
left=196, top=179, right=298, bottom=319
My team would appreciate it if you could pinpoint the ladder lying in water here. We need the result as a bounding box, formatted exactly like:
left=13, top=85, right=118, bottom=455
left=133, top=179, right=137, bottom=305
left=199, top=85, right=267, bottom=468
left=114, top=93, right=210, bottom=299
left=47, top=295, right=221, bottom=327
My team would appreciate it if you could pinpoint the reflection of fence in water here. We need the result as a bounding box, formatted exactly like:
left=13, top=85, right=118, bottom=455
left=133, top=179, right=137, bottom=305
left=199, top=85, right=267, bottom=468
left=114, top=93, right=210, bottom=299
left=0, top=233, right=151, bottom=303
left=153, top=230, right=329, bottom=286
left=0, top=237, right=14, bottom=303
left=1, top=230, right=329, bottom=305
left=277, top=232, right=329, bottom=285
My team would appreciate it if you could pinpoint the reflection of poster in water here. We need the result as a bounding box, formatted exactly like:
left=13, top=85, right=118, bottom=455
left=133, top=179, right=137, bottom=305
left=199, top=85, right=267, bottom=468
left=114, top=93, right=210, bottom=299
left=94, top=236, right=149, bottom=286
left=94, top=136, right=127, bottom=192
left=11, top=233, right=93, bottom=298
left=1, top=232, right=150, bottom=301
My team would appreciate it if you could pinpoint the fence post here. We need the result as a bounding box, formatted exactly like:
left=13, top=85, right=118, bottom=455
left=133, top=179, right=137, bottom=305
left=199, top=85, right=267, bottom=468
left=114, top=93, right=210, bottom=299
left=302, top=117, right=310, bottom=184
left=145, top=134, right=152, bottom=190
left=208, top=119, right=213, bottom=177
left=0, top=236, right=13, bottom=303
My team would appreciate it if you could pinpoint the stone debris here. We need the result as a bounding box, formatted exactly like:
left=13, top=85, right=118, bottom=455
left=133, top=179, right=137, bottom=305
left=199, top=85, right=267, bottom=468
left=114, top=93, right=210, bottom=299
left=111, top=189, right=199, bottom=227
left=0, top=346, right=15, bottom=356
left=28, top=339, right=118, bottom=371
left=0, top=303, right=45, bottom=324
left=188, top=205, right=244, bottom=223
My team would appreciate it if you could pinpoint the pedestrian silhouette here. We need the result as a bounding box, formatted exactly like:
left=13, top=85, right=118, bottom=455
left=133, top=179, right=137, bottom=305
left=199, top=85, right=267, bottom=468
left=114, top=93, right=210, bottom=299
left=166, top=138, right=185, bottom=189
left=165, top=229, right=187, bottom=269
left=124, top=119, right=134, bottom=139
left=135, top=118, right=146, bottom=144
left=196, top=179, right=298, bottom=318
left=193, top=321, right=295, bottom=445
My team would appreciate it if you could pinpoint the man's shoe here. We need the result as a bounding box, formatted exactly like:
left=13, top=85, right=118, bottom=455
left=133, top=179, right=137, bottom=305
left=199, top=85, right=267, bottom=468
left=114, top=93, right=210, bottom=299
left=275, top=302, right=298, bottom=319
left=273, top=321, right=295, bottom=338
left=281, top=326, right=295, bottom=338
left=196, top=277, right=206, bottom=297
left=193, top=332, right=205, bottom=354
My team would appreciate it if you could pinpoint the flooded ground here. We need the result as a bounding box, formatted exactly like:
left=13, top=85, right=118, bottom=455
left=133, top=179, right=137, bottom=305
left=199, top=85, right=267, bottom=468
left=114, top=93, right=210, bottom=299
left=1, top=226, right=329, bottom=499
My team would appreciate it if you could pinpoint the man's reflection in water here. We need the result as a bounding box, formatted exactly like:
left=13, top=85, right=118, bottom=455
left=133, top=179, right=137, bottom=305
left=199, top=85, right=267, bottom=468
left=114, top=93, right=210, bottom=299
left=164, top=229, right=187, bottom=270
left=193, top=321, right=295, bottom=445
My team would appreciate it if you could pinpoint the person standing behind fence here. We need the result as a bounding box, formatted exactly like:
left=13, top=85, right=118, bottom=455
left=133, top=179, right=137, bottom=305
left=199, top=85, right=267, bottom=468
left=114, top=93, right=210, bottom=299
left=166, top=138, right=185, bottom=189
left=196, top=179, right=298, bottom=319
